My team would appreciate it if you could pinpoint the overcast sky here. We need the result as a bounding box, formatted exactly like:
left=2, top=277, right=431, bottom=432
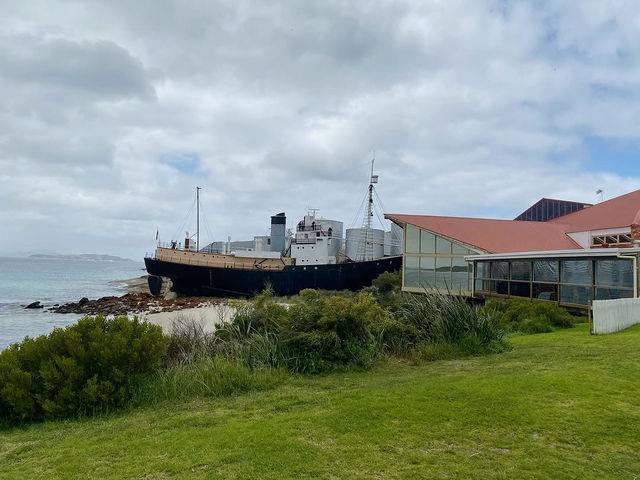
left=2, top=1, right=640, bottom=259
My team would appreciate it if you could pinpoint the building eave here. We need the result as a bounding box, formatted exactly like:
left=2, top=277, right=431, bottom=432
left=465, top=248, right=640, bottom=261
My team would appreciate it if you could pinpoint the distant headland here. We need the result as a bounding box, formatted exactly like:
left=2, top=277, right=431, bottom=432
left=29, top=254, right=136, bottom=262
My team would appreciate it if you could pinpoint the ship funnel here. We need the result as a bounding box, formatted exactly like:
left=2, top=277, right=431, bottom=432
left=270, top=212, right=286, bottom=255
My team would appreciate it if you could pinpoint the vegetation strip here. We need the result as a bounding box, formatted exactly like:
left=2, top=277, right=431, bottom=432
left=1, top=324, right=639, bottom=479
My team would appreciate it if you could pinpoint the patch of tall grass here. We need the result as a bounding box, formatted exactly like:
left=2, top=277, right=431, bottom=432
left=385, top=289, right=508, bottom=358
left=132, top=356, right=287, bottom=406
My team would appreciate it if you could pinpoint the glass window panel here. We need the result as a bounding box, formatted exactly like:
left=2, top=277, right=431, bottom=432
left=436, top=236, right=452, bottom=254
left=510, top=281, right=531, bottom=298
left=491, top=280, right=509, bottom=295
left=561, top=260, right=592, bottom=285
left=533, top=260, right=558, bottom=282
left=420, top=230, right=435, bottom=254
left=435, top=256, right=451, bottom=289
left=476, top=261, right=490, bottom=278
left=475, top=278, right=489, bottom=292
left=419, top=256, right=435, bottom=288
left=452, top=243, right=467, bottom=255
left=595, top=259, right=634, bottom=287
left=560, top=285, right=592, bottom=305
left=405, top=225, right=420, bottom=254
left=451, top=257, right=469, bottom=291
left=491, top=261, right=509, bottom=280
left=533, top=283, right=557, bottom=301
left=404, top=255, right=419, bottom=287
left=511, top=261, right=531, bottom=281
left=595, top=287, right=634, bottom=300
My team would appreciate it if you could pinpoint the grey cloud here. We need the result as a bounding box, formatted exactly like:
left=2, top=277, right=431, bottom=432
left=1, top=1, right=640, bottom=259
left=0, top=35, right=155, bottom=101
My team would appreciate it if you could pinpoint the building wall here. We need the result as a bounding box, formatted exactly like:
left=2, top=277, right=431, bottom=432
left=567, top=227, right=632, bottom=249
left=401, top=224, right=482, bottom=294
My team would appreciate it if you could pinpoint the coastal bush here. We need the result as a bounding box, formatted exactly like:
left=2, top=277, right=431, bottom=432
left=480, top=298, right=578, bottom=334
left=372, top=270, right=402, bottom=295
left=0, top=316, right=167, bottom=423
left=364, top=270, right=403, bottom=310
left=222, top=289, right=390, bottom=373
left=281, top=290, right=388, bottom=372
left=217, top=287, right=508, bottom=372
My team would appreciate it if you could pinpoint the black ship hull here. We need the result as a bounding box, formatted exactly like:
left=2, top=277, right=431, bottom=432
left=144, top=256, right=402, bottom=296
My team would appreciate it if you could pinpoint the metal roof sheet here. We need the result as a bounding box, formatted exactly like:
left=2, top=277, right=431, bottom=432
left=548, top=189, right=640, bottom=231
left=385, top=214, right=580, bottom=254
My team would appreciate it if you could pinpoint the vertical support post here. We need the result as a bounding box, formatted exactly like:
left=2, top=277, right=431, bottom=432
left=196, top=186, right=201, bottom=252
left=588, top=300, right=593, bottom=335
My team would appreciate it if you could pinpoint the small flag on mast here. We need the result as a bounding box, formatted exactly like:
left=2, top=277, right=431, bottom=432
left=156, top=228, right=159, bottom=240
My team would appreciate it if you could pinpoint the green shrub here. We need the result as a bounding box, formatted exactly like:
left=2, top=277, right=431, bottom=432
left=223, top=289, right=391, bottom=373
left=0, top=316, right=167, bottom=423
left=372, top=270, right=401, bottom=294
left=364, top=270, right=403, bottom=310
left=481, top=298, right=577, bottom=334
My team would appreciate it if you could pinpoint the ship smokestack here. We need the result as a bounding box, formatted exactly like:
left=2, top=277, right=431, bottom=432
left=270, top=212, right=286, bottom=255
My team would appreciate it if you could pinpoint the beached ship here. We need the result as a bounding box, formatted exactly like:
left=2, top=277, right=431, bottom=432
left=144, top=167, right=402, bottom=296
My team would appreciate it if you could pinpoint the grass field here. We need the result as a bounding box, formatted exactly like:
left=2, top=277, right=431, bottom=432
left=1, top=324, right=639, bottom=479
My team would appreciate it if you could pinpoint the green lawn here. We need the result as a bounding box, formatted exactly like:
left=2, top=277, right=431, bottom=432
left=1, top=324, right=639, bottom=479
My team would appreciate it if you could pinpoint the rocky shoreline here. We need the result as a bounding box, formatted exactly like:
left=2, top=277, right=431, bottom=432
left=23, top=275, right=226, bottom=317
left=48, top=293, right=224, bottom=316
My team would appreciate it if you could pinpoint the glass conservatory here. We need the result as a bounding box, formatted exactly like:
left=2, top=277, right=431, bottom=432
left=469, top=251, right=639, bottom=309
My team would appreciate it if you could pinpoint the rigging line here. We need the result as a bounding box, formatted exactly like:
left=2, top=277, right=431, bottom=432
left=372, top=190, right=400, bottom=243
left=372, top=186, right=388, bottom=216
left=372, top=187, right=392, bottom=230
left=349, top=187, right=369, bottom=229
left=199, top=210, right=215, bottom=246
left=172, top=197, right=197, bottom=241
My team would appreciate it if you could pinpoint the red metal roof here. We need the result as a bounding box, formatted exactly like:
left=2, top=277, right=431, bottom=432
left=385, top=214, right=581, bottom=253
left=548, top=189, right=640, bottom=231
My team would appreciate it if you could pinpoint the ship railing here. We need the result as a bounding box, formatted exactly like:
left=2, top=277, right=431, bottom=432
left=156, top=242, right=200, bottom=252
left=152, top=252, right=285, bottom=271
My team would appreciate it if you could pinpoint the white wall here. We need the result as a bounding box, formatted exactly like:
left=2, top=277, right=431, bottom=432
left=592, top=298, right=640, bottom=334
left=568, top=227, right=631, bottom=248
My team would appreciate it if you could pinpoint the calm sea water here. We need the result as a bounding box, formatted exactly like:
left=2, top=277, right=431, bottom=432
left=0, top=257, right=145, bottom=350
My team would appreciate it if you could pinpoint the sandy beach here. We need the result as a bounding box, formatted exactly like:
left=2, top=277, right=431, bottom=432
left=106, top=275, right=239, bottom=334
left=140, top=303, right=236, bottom=334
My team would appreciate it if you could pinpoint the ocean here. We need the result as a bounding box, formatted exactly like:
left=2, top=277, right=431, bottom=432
left=0, top=257, right=146, bottom=350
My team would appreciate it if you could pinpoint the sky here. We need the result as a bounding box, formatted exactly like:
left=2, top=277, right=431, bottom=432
left=2, top=0, right=640, bottom=260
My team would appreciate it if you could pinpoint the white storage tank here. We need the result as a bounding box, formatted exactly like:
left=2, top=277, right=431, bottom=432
left=345, top=228, right=385, bottom=260
left=388, top=223, right=403, bottom=256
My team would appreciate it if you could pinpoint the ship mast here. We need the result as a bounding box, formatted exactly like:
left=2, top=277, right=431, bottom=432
left=366, top=157, right=374, bottom=232
left=356, top=154, right=379, bottom=261
left=196, top=186, right=201, bottom=252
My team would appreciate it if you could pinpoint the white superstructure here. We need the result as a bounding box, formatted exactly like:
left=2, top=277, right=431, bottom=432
left=290, top=211, right=343, bottom=265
